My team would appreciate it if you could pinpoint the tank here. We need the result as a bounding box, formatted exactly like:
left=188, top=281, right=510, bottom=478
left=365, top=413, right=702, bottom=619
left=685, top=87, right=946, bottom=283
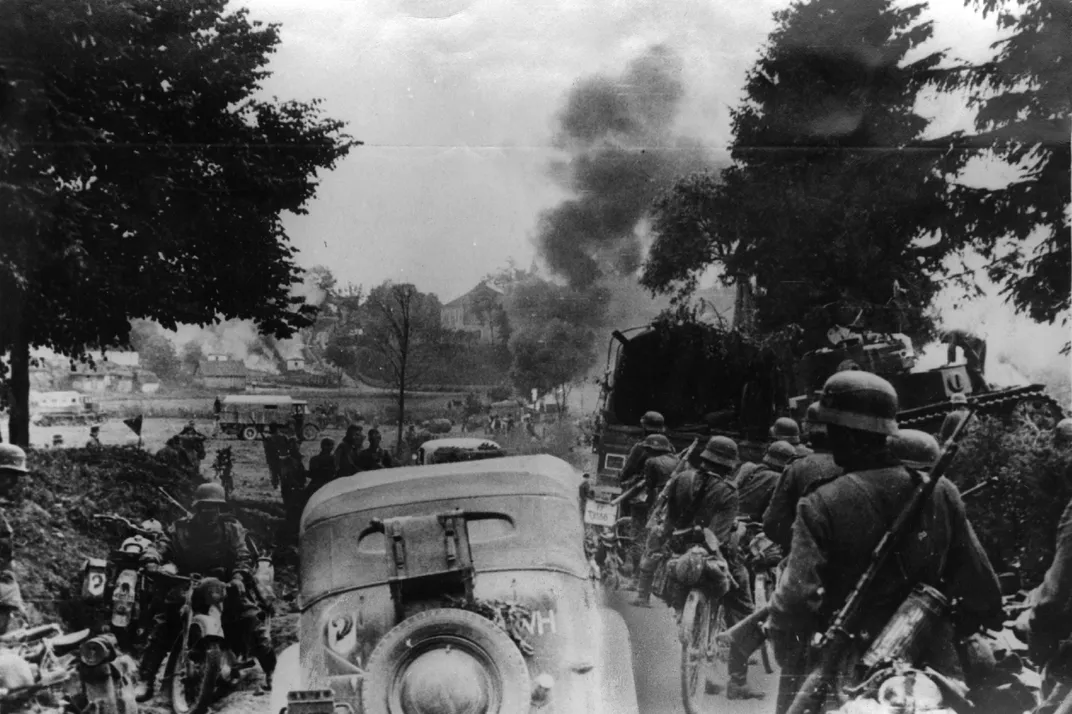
left=790, top=331, right=1065, bottom=434
left=594, top=321, right=784, bottom=485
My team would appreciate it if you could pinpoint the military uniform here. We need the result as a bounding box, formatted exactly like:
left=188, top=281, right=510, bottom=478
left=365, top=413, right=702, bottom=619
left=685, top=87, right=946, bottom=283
left=306, top=451, right=337, bottom=496
left=662, top=467, right=756, bottom=691
left=734, top=462, right=780, bottom=522
left=355, top=446, right=396, bottom=471
left=762, top=451, right=842, bottom=551
left=0, top=511, right=24, bottom=633
left=263, top=432, right=288, bottom=489
left=1026, top=498, right=1072, bottom=713
left=642, top=452, right=679, bottom=510
left=139, top=512, right=274, bottom=688
left=769, top=459, right=1003, bottom=713
left=333, top=438, right=363, bottom=478
left=279, top=449, right=307, bottom=525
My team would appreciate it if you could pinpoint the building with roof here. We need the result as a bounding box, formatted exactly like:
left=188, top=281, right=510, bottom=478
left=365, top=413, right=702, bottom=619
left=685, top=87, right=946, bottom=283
left=195, top=358, right=249, bottom=390
left=440, top=281, right=506, bottom=344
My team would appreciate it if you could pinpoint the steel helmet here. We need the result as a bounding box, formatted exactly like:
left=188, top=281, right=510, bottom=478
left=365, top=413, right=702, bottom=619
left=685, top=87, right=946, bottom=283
left=640, top=411, right=666, bottom=432
left=139, top=518, right=164, bottom=535
left=817, top=371, right=899, bottom=435
left=763, top=441, right=797, bottom=470
left=888, top=429, right=940, bottom=470
left=121, top=535, right=153, bottom=554
left=769, top=417, right=801, bottom=445
left=0, top=444, right=28, bottom=474
left=192, top=482, right=227, bottom=507
left=700, top=435, right=739, bottom=468
left=1055, top=418, right=1072, bottom=447
left=950, top=393, right=968, bottom=405
left=641, top=434, right=673, bottom=453
left=837, top=359, right=862, bottom=372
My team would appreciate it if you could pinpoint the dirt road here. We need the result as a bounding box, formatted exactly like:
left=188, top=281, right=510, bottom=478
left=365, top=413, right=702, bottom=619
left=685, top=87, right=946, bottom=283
left=606, top=588, right=779, bottom=714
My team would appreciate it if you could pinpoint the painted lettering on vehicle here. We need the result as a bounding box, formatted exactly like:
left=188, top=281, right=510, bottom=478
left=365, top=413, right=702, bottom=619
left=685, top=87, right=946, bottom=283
left=521, top=609, right=557, bottom=636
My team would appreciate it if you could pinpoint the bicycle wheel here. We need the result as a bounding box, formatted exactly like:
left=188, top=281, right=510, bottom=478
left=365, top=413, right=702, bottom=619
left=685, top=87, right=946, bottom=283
left=680, top=590, right=713, bottom=714
left=753, top=572, right=774, bottom=674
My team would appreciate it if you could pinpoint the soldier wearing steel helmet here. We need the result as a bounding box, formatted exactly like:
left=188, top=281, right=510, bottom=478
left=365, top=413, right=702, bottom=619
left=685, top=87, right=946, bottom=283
left=0, top=445, right=27, bottom=635
left=888, top=429, right=940, bottom=472
left=625, top=434, right=680, bottom=575
left=135, top=483, right=275, bottom=701
left=618, top=410, right=666, bottom=488
left=736, top=440, right=796, bottom=522
left=659, top=436, right=763, bottom=700
left=767, top=372, right=1002, bottom=714
left=763, top=401, right=843, bottom=552
left=939, top=392, right=971, bottom=444
left=770, top=416, right=812, bottom=459
left=1053, top=417, right=1072, bottom=449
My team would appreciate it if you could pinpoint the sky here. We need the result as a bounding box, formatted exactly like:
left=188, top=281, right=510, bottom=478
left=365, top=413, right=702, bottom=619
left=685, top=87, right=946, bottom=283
left=243, top=0, right=1005, bottom=302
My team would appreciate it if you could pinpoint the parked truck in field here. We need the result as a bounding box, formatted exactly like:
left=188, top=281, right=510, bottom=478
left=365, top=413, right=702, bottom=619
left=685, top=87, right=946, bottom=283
left=30, top=391, right=108, bottom=427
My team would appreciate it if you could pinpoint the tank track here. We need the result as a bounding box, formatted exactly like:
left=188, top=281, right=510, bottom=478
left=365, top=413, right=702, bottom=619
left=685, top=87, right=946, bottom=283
left=897, top=384, right=1067, bottom=431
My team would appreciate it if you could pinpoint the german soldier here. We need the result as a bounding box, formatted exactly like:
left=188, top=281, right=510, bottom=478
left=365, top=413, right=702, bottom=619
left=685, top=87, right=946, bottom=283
left=136, top=483, right=275, bottom=701
left=656, top=436, right=763, bottom=700
left=770, top=416, right=811, bottom=458
left=888, top=428, right=940, bottom=472
left=0, top=445, right=27, bottom=635
left=737, top=440, right=795, bottom=523
left=763, top=402, right=843, bottom=552
left=767, top=372, right=1002, bottom=714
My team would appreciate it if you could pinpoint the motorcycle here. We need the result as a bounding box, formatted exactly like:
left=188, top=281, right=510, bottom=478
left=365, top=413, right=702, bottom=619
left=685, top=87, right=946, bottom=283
left=69, top=632, right=140, bottom=714
left=152, top=562, right=274, bottom=714
left=0, top=623, right=84, bottom=712
left=83, top=514, right=163, bottom=646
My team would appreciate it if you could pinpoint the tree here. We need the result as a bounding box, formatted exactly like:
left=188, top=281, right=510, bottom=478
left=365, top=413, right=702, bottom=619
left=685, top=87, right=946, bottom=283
left=641, top=0, right=950, bottom=349
left=362, top=282, right=443, bottom=453
left=0, top=0, right=356, bottom=444
left=324, top=333, right=359, bottom=373
left=180, top=341, right=203, bottom=375
left=503, top=278, right=606, bottom=406
left=931, top=0, right=1070, bottom=328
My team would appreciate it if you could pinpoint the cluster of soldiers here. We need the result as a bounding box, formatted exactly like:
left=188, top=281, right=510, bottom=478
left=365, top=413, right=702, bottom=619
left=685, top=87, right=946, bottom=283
left=612, top=369, right=1072, bottom=712
left=264, top=423, right=399, bottom=524
left=154, top=421, right=208, bottom=479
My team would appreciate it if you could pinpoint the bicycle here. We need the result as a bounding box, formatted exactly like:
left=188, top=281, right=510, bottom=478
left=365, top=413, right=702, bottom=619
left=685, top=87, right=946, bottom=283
left=651, top=526, right=734, bottom=714
left=740, top=519, right=781, bottom=675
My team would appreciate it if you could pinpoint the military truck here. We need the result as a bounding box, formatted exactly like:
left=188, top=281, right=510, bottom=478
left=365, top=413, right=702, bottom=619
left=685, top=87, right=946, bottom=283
left=594, top=321, right=784, bottom=485
left=30, top=391, right=108, bottom=427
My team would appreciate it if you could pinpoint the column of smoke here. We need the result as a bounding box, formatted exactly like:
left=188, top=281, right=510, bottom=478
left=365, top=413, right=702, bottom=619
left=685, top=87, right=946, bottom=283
left=163, top=272, right=328, bottom=373
left=533, top=44, right=714, bottom=319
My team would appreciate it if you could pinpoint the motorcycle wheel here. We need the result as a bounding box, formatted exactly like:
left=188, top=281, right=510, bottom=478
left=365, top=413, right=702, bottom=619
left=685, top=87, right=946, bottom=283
left=680, top=589, right=714, bottom=714
left=167, top=638, right=221, bottom=714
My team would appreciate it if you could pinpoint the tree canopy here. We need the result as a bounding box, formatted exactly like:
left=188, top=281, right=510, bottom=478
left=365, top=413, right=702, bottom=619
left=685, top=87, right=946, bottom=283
left=0, top=0, right=356, bottom=443
left=932, top=0, right=1070, bottom=326
left=643, top=0, right=952, bottom=348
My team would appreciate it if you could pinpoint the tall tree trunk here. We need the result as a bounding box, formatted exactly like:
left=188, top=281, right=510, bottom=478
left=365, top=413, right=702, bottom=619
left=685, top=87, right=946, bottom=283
left=396, top=359, right=406, bottom=457
left=8, top=315, right=30, bottom=447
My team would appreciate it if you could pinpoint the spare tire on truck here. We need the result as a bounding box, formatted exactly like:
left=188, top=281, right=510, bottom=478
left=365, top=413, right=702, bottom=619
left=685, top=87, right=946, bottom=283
left=362, top=608, right=531, bottom=714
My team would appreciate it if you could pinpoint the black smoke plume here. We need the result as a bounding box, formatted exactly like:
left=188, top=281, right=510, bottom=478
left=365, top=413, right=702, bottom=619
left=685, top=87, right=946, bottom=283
left=536, top=45, right=713, bottom=288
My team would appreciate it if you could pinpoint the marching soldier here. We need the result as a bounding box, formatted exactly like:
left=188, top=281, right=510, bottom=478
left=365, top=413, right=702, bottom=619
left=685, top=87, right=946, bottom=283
left=736, top=440, right=795, bottom=522
left=86, top=425, right=103, bottom=450
left=770, top=417, right=811, bottom=458
left=767, top=372, right=1002, bottom=714
left=888, top=429, right=941, bottom=472
left=763, top=402, right=843, bottom=552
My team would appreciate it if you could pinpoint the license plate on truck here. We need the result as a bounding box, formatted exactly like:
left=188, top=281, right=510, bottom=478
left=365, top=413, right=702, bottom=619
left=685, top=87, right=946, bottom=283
left=584, top=500, right=618, bottom=527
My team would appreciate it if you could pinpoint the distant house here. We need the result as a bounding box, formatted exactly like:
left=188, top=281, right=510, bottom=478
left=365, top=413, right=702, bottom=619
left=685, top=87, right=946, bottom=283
left=195, top=359, right=248, bottom=390
left=440, top=281, right=505, bottom=344
left=286, top=357, right=306, bottom=372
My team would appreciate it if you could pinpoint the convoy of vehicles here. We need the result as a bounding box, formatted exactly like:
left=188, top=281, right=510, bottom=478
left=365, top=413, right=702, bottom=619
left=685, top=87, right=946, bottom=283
left=216, top=395, right=321, bottom=442
left=271, top=454, right=639, bottom=714
left=594, top=320, right=1065, bottom=486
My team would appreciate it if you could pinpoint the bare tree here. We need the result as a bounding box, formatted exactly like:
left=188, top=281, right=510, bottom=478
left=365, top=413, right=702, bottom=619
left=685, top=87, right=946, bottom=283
left=364, top=282, right=443, bottom=454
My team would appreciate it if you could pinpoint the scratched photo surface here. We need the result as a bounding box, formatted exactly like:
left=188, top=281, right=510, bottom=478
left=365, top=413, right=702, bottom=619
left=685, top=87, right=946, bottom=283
left=2, top=0, right=1069, bottom=713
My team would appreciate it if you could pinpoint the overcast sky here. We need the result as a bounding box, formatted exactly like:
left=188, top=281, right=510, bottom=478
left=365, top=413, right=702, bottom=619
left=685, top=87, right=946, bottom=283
left=243, top=0, right=1005, bottom=302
